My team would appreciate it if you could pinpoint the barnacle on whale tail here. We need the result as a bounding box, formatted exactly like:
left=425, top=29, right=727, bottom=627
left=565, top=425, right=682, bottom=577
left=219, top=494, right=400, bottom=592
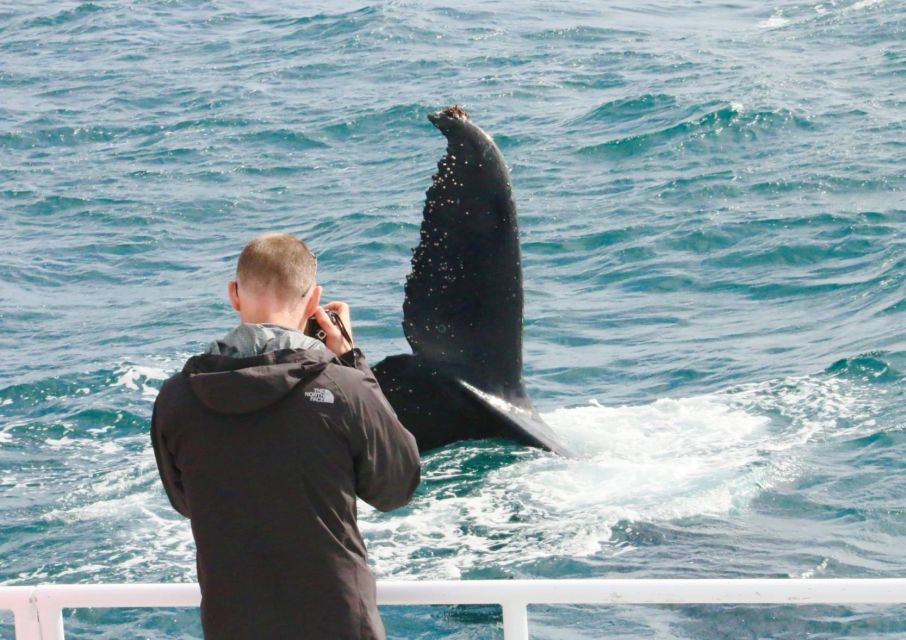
left=441, top=105, right=469, bottom=120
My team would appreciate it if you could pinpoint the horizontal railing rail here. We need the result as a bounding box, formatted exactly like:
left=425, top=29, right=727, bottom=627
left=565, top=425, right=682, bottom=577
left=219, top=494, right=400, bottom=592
left=2, top=579, right=905, bottom=639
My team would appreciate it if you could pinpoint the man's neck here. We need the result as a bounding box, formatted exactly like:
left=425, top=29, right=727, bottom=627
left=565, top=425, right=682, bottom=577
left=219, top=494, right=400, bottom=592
left=239, top=311, right=303, bottom=331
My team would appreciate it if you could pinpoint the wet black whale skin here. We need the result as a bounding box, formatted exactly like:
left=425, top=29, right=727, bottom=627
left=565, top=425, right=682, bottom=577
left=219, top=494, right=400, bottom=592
left=373, top=109, right=573, bottom=457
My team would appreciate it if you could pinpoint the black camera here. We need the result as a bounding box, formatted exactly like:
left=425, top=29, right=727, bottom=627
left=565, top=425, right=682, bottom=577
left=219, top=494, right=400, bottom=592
left=305, top=310, right=340, bottom=342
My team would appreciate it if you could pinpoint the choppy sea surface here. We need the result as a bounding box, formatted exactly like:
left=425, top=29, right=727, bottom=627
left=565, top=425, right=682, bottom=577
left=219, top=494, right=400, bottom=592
left=2, top=0, right=905, bottom=637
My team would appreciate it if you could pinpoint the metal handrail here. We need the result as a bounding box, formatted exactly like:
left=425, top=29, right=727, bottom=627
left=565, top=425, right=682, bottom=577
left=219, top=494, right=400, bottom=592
left=2, top=579, right=906, bottom=639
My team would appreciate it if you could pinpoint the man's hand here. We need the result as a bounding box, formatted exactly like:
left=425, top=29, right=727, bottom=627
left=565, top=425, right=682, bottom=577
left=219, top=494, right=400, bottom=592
left=314, top=301, right=353, bottom=356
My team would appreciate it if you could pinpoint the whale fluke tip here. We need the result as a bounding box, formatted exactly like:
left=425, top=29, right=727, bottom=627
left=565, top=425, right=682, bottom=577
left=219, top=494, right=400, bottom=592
left=428, top=105, right=469, bottom=125
left=442, top=105, right=469, bottom=119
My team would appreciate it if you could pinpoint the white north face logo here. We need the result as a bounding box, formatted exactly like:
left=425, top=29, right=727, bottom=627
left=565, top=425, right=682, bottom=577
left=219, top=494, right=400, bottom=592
left=304, top=388, right=335, bottom=404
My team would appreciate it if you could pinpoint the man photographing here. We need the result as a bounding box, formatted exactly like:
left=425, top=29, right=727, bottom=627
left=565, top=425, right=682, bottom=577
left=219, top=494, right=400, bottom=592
left=151, top=233, right=421, bottom=639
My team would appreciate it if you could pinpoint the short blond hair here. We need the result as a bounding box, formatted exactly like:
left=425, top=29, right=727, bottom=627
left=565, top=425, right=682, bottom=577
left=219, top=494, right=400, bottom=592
left=236, top=233, right=316, bottom=301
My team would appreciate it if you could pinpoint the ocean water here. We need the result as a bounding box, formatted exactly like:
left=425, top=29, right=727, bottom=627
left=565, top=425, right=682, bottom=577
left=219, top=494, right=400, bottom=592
left=1, top=0, right=905, bottom=637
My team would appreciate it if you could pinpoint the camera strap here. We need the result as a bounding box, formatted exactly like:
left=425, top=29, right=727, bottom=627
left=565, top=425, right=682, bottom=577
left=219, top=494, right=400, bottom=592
left=331, top=313, right=355, bottom=352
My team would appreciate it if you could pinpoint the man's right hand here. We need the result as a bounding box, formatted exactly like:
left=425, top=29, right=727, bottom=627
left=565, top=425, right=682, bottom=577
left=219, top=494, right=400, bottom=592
left=314, top=302, right=353, bottom=356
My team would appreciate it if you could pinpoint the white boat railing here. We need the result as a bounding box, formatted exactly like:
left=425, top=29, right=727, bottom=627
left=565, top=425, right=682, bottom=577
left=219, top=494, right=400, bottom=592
left=2, top=579, right=906, bottom=639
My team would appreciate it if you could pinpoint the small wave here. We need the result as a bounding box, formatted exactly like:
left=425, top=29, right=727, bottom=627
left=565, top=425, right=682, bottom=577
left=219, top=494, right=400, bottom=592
left=320, top=103, right=437, bottom=141
left=22, top=3, right=104, bottom=29
left=112, top=364, right=171, bottom=400
left=794, top=557, right=830, bottom=579
left=578, top=105, right=738, bottom=157
left=526, top=25, right=648, bottom=43
left=825, top=352, right=903, bottom=383
left=524, top=227, right=636, bottom=255
left=883, top=50, right=906, bottom=77
left=277, top=5, right=381, bottom=41
left=233, top=129, right=328, bottom=151
left=848, top=0, right=884, bottom=11
left=0, top=376, right=89, bottom=410
left=706, top=242, right=848, bottom=269
left=236, top=164, right=312, bottom=177
left=574, top=94, right=677, bottom=125
left=662, top=225, right=740, bottom=255
left=0, top=126, right=119, bottom=150
left=577, top=105, right=812, bottom=158
left=563, top=72, right=626, bottom=90
left=0, top=359, right=179, bottom=416
left=758, top=9, right=790, bottom=29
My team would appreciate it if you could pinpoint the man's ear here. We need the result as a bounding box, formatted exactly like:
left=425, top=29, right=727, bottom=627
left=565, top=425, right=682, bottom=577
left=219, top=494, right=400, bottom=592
left=302, top=285, right=322, bottom=320
left=228, top=280, right=241, bottom=312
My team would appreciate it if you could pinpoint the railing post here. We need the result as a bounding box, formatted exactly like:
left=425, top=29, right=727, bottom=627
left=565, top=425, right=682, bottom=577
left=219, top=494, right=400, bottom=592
left=501, top=602, right=528, bottom=640
left=12, top=589, right=42, bottom=640
left=34, top=587, right=65, bottom=640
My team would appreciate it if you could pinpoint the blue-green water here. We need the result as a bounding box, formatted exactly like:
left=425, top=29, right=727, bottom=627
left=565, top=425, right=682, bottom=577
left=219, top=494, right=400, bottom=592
left=2, top=1, right=905, bottom=637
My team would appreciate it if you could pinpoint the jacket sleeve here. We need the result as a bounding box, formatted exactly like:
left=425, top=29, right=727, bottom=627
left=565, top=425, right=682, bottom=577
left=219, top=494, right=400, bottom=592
left=150, top=391, right=191, bottom=518
left=344, top=356, right=421, bottom=512
left=338, top=347, right=366, bottom=371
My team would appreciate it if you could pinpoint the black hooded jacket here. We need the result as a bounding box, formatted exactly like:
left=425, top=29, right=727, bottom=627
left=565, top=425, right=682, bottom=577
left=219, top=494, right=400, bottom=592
left=151, top=344, right=420, bottom=640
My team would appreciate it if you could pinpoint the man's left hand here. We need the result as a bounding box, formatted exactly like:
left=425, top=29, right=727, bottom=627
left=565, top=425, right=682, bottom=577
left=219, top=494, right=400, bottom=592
left=314, top=301, right=353, bottom=356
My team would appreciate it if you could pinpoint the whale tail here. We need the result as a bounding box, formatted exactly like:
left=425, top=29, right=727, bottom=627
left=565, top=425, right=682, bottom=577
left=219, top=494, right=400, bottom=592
left=373, top=108, right=574, bottom=457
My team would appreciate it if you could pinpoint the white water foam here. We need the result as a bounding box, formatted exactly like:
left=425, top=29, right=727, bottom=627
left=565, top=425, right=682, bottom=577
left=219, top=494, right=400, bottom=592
left=759, top=9, right=790, bottom=28
left=848, top=0, right=883, bottom=11
left=37, top=440, right=198, bottom=583
left=112, top=364, right=170, bottom=400
left=759, top=0, right=883, bottom=31
left=361, top=374, right=878, bottom=579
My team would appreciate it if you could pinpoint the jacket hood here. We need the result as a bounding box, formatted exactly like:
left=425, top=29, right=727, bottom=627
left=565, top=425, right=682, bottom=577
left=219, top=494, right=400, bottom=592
left=205, top=323, right=326, bottom=358
left=184, top=324, right=337, bottom=414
